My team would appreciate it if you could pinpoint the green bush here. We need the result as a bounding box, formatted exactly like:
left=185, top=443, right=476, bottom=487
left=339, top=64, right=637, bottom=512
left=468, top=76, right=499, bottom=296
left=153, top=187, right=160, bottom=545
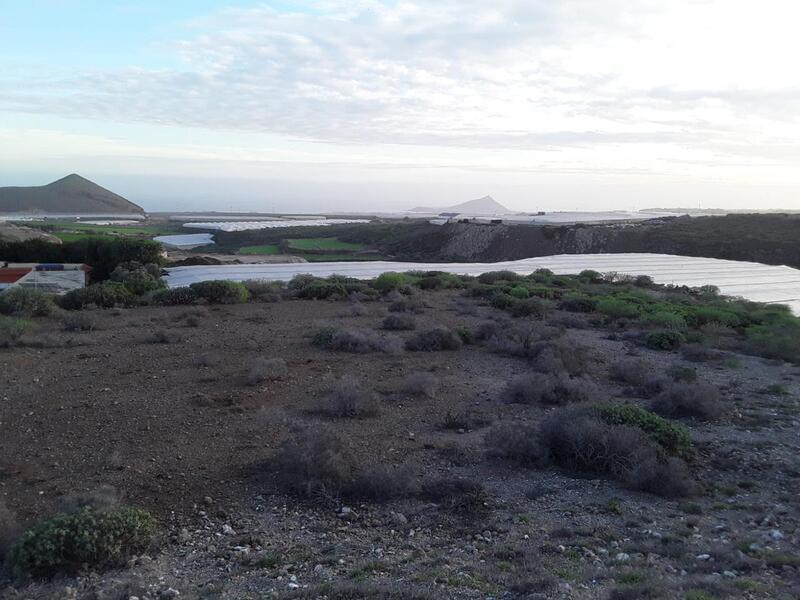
left=0, top=288, right=54, bottom=317
left=509, top=286, right=530, bottom=299
left=110, top=261, right=164, bottom=296
left=645, top=330, right=685, bottom=351
left=189, top=280, right=249, bottom=304
left=490, top=292, right=515, bottom=310
left=687, top=306, right=743, bottom=328
left=6, top=507, right=157, bottom=578
left=372, top=272, right=408, bottom=293
left=744, top=323, right=800, bottom=363
left=644, top=309, right=687, bottom=330
left=311, top=325, right=338, bottom=348
left=597, top=297, right=642, bottom=320
left=508, top=297, right=549, bottom=319
left=596, top=403, right=692, bottom=458
left=477, top=270, right=521, bottom=284
left=0, top=316, right=31, bottom=346
left=151, top=287, right=198, bottom=306
left=577, top=269, right=603, bottom=283
left=58, top=282, right=135, bottom=310
left=558, top=294, right=597, bottom=313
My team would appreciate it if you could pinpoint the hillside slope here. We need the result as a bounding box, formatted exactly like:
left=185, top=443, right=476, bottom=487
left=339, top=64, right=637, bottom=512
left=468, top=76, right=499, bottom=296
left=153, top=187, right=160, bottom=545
left=410, top=195, right=513, bottom=215
left=0, top=174, right=144, bottom=214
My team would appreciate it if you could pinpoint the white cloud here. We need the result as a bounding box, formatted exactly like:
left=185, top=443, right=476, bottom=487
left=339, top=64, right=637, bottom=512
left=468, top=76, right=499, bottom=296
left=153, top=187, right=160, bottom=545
left=2, top=0, right=800, bottom=208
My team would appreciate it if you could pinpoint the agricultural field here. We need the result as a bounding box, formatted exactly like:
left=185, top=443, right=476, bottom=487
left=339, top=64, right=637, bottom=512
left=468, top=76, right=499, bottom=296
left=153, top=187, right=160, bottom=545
left=284, top=237, right=366, bottom=252
left=0, top=270, right=799, bottom=598
left=13, top=219, right=184, bottom=241
left=237, top=244, right=282, bottom=255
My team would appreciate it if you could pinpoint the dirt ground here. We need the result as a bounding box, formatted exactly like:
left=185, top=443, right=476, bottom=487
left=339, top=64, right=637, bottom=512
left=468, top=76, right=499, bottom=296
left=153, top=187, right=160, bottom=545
left=1, top=290, right=799, bottom=599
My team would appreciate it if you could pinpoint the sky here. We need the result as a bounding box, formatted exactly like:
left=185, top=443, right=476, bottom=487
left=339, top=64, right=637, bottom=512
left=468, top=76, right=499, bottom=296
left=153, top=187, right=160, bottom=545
left=1, top=0, right=799, bottom=213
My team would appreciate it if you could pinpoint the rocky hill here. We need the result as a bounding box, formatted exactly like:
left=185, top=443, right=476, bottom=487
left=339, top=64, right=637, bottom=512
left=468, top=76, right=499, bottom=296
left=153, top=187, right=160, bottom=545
left=0, top=174, right=144, bottom=214
left=410, top=195, right=513, bottom=215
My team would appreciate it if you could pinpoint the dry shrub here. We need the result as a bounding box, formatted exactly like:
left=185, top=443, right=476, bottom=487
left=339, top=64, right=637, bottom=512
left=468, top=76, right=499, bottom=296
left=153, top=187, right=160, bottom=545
left=440, top=409, right=492, bottom=431
left=486, top=408, right=695, bottom=498
left=271, top=426, right=358, bottom=503
left=529, top=339, right=590, bottom=376
left=316, top=377, right=378, bottom=419
left=549, top=313, right=589, bottom=329
left=349, top=466, right=413, bottom=502
left=609, top=358, right=650, bottom=387
left=388, top=296, right=425, bottom=314
left=247, top=358, right=288, bottom=386
left=340, top=302, right=367, bottom=317
left=146, top=329, right=179, bottom=344
left=270, top=426, right=411, bottom=505
left=62, top=313, right=95, bottom=332
left=401, top=372, right=439, bottom=397
left=405, top=327, right=463, bottom=351
left=419, top=477, right=488, bottom=514
left=0, top=501, right=20, bottom=560
left=329, top=329, right=403, bottom=354
left=382, top=314, right=416, bottom=331
left=501, top=372, right=598, bottom=406
left=650, top=382, right=723, bottom=421
left=681, top=344, right=724, bottom=363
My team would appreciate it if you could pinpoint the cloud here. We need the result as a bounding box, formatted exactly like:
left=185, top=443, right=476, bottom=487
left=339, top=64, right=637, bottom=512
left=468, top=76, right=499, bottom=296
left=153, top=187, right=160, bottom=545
left=1, top=0, right=800, bottom=172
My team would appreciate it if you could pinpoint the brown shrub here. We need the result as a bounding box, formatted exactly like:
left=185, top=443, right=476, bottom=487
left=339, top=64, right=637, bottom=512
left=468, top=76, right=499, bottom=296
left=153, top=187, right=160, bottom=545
left=246, top=358, right=288, bottom=386
left=315, top=377, right=378, bottom=419
left=650, top=382, right=723, bottom=421
left=419, top=477, right=488, bottom=514
left=271, top=426, right=357, bottom=503
left=487, top=407, right=695, bottom=498
left=0, top=501, right=20, bottom=560
left=609, top=358, right=650, bottom=387
left=401, top=372, right=439, bottom=397
left=501, top=372, right=598, bottom=406
left=328, top=329, right=403, bottom=354
left=405, top=327, right=462, bottom=351
left=382, top=314, right=416, bottom=331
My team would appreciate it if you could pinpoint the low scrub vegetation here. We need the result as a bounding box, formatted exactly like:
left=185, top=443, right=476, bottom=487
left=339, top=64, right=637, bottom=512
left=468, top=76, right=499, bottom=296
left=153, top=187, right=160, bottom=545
left=401, top=372, right=439, bottom=397
left=151, top=286, right=198, bottom=306
left=501, top=372, right=597, bottom=406
left=58, top=281, right=135, bottom=310
left=190, top=280, right=249, bottom=304
left=650, top=382, right=723, bottom=421
left=62, top=312, right=95, bottom=332
left=247, top=357, right=288, bottom=386
left=0, top=287, right=53, bottom=317
left=271, top=426, right=408, bottom=504
left=0, top=316, right=31, bottom=347
left=382, top=314, right=416, bottom=331
left=419, top=477, right=488, bottom=515
left=405, top=327, right=463, bottom=351
left=609, top=358, right=650, bottom=387
left=5, top=507, right=157, bottom=578
left=327, top=328, right=403, bottom=354
left=315, top=377, right=377, bottom=419
left=486, top=406, right=695, bottom=498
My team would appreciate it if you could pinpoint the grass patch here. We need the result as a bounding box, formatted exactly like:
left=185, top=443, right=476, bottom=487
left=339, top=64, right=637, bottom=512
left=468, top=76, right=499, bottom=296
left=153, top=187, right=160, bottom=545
left=238, top=244, right=281, bottom=255
left=286, top=237, right=365, bottom=252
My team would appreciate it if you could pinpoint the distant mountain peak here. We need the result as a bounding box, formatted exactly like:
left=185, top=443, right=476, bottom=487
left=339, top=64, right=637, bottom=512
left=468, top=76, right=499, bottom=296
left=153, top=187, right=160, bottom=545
left=0, top=174, right=144, bottom=214
left=410, top=194, right=512, bottom=215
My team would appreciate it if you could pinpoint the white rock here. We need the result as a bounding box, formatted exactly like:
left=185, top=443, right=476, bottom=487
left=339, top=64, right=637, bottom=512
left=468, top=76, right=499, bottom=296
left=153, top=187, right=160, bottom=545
left=723, top=571, right=736, bottom=578
left=615, top=552, right=630, bottom=562
left=221, top=524, right=236, bottom=536
left=696, top=554, right=712, bottom=561
left=770, top=530, right=784, bottom=540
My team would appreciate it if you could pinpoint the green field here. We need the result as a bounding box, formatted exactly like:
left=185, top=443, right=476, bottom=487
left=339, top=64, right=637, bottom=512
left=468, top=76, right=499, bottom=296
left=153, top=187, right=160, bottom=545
left=237, top=244, right=281, bottom=255
left=302, top=253, right=387, bottom=262
left=14, top=220, right=183, bottom=238
left=285, top=237, right=365, bottom=252
left=54, top=232, right=116, bottom=242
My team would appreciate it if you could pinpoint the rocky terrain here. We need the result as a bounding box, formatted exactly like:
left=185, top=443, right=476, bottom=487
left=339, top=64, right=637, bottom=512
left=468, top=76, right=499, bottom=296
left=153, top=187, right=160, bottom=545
left=0, top=277, right=799, bottom=599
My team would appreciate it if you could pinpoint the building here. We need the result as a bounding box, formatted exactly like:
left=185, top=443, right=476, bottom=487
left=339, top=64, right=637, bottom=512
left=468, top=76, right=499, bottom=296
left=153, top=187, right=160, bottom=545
left=0, top=263, right=90, bottom=294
